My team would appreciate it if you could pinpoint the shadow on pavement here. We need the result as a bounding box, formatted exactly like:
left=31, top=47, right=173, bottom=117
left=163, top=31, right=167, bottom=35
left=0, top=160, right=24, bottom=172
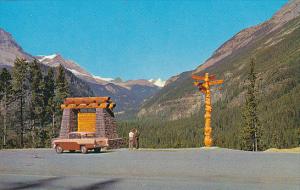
left=63, top=150, right=115, bottom=154
left=1, top=177, right=121, bottom=190
left=1, top=176, right=62, bottom=190
left=70, top=178, right=121, bottom=190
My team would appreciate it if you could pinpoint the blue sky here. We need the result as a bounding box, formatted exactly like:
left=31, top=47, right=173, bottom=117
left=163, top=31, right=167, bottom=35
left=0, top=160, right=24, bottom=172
left=0, top=0, right=287, bottom=80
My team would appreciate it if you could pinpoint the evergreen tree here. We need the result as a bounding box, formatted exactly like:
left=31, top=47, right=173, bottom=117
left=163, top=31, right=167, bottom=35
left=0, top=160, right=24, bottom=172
left=53, top=65, right=69, bottom=136
left=0, top=68, right=12, bottom=148
left=240, top=59, right=262, bottom=151
left=43, top=68, right=56, bottom=138
left=55, top=65, right=69, bottom=99
left=28, top=60, right=45, bottom=147
left=12, top=58, right=29, bottom=148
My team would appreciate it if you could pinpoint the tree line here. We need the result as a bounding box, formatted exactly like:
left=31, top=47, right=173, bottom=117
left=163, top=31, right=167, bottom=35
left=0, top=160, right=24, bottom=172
left=0, top=58, right=69, bottom=148
left=1, top=57, right=298, bottom=150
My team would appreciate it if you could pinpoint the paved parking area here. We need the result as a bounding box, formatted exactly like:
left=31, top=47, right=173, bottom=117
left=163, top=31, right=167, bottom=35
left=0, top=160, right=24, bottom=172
left=0, top=148, right=299, bottom=190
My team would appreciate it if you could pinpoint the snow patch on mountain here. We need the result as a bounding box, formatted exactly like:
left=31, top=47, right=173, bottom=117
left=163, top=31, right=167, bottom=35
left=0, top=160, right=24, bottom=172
left=37, top=54, right=57, bottom=62
left=93, top=75, right=114, bottom=82
left=68, top=68, right=89, bottom=76
left=149, top=78, right=166, bottom=87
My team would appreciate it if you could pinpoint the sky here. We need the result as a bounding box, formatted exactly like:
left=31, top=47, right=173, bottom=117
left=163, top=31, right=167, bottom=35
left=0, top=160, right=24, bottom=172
left=0, top=0, right=287, bottom=81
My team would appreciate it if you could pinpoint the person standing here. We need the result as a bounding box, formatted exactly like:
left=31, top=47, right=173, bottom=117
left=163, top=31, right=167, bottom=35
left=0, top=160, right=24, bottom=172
left=128, top=130, right=134, bottom=149
left=134, top=129, right=140, bottom=149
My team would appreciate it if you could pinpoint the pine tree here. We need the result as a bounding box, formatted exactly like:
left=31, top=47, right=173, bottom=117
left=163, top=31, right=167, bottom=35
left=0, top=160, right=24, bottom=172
left=53, top=65, right=69, bottom=136
left=12, top=58, right=29, bottom=148
left=43, top=68, right=56, bottom=138
left=240, top=58, right=262, bottom=151
left=0, top=68, right=12, bottom=148
left=28, top=60, right=44, bottom=147
left=55, top=65, right=69, bottom=99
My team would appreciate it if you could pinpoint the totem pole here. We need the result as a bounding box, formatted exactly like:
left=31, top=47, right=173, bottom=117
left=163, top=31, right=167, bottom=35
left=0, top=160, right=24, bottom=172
left=192, top=73, right=223, bottom=147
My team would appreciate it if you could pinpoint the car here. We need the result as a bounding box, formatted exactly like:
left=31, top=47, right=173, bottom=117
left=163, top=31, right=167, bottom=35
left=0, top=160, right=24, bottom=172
left=52, top=132, right=109, bottom=154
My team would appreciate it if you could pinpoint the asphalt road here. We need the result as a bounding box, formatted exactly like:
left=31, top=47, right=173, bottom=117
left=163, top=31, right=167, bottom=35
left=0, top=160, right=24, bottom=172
left=0, top=148, right=299, bottom=190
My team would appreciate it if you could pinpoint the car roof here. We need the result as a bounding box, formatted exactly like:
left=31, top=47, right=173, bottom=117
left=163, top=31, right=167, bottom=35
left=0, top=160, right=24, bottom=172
left=69, top=132, right=95, bottom=134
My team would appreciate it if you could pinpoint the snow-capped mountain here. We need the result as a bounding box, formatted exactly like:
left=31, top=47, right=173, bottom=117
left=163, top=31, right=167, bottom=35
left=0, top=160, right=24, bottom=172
left=35, top=53, right=162, bottom=114
left=37, top=54, right=165, bottom=88
left=0, top=29, right=94, bottom=97
left=149, top=78, right=166, bottom=87
left=36, top=54, right=100, bottom=82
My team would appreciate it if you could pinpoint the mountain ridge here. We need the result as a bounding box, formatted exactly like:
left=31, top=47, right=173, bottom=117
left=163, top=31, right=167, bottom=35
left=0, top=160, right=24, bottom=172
left=194, top=0, right=300, bottom=74
left=138, top=0, right=300, bottom=120
left=36, top=53, right=165, bottom=88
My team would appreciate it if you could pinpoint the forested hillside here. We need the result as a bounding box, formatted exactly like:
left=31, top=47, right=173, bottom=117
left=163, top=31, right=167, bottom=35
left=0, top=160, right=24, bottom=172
left=118, top=3, right=300, bottom=149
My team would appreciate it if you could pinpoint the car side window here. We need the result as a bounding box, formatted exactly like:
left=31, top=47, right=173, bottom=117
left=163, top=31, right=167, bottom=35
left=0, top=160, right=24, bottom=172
left=69, top=133, right=81, bottom=139
left=82, top=133, right=96, bottom=138
left=69, top=133, right=75, bottom=139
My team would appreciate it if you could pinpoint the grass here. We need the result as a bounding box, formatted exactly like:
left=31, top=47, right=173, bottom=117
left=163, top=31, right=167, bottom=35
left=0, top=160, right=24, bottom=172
left=264, top=147, right=300, bottom=153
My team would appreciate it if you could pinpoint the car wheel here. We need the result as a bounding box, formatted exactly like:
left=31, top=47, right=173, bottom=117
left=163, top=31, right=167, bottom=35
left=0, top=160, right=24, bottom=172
left=55, top=145, right=63, bottom=154
left=94, top=148, right=101, bottom=153
left=81, top=146, right=88, bottom=154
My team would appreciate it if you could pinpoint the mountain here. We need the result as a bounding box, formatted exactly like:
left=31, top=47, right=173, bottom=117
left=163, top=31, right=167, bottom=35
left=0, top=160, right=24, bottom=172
left=36, top=54, right=108, bottom=84
left=0, top=29, right=93, bottom=97
left=35, top=53, right=161, bottom=115
left=0, top=29, right=33, bottom=67
left=138, top=0, right=300, bottom=120
left=37, top=53, right=165, bottom=88
left=0, top=28, right=162, bottom=117
left=194, top=0, right=300, bottom=74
